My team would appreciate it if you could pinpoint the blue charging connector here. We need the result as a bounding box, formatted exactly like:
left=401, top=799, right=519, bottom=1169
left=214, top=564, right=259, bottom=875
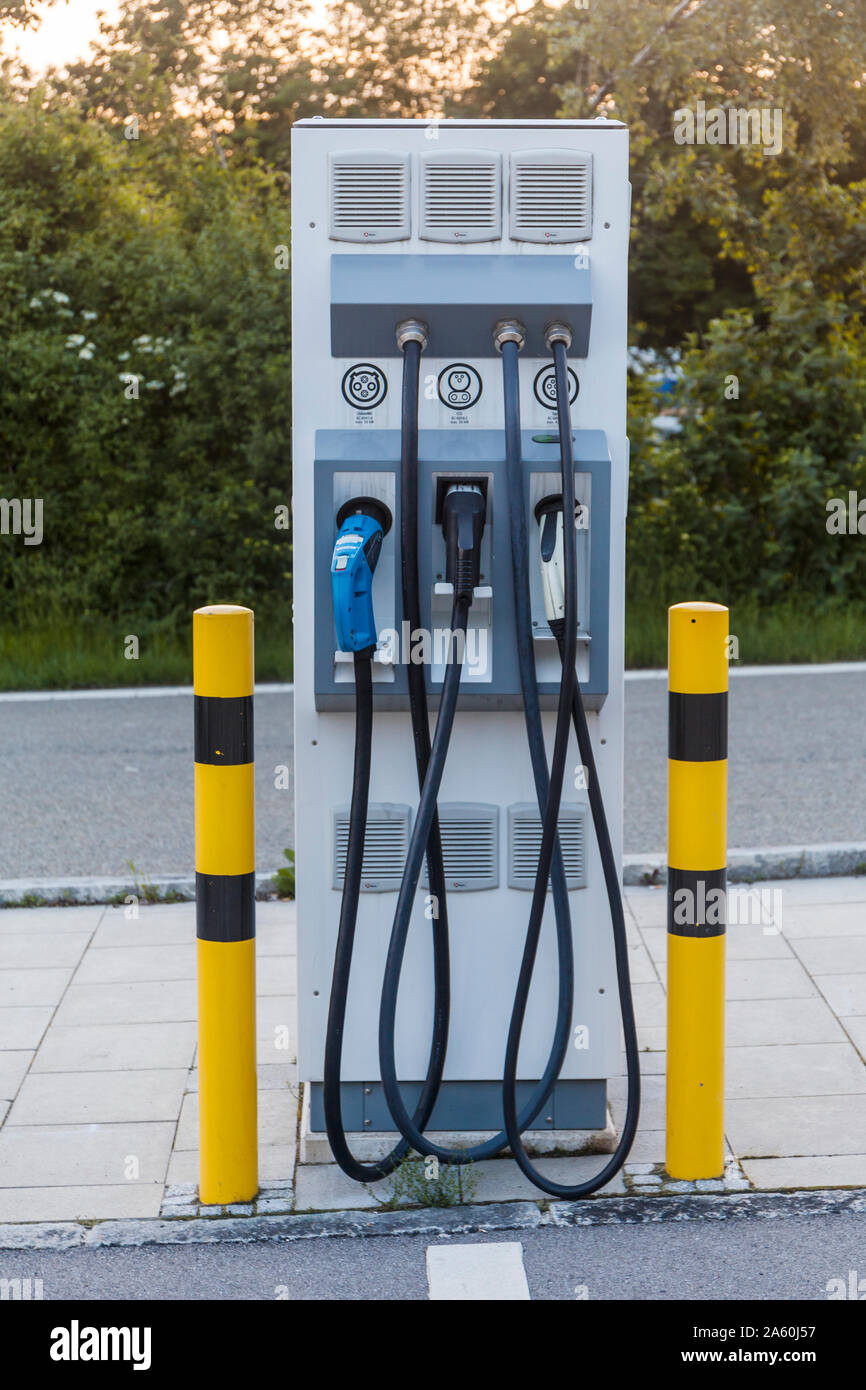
left=330, top=497, right=392, bottom=654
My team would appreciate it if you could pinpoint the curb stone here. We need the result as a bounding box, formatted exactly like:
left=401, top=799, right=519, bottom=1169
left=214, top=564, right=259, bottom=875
left=623, top=842, right=866, bottom=887
left=1, top=1189, right=866, bottom=1251
left=3, top=844, right=865, bottom=905
left=0, top=871, right=284, bottom=907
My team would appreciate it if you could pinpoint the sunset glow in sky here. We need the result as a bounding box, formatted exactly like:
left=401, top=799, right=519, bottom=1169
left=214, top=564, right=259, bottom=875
left=5, top=0, right=119, bottom=69
left=3, top=0, right=544, bottom=74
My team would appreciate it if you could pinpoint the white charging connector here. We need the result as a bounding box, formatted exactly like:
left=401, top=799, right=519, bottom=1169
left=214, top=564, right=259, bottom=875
left=536, top=499, right=566, bottom=623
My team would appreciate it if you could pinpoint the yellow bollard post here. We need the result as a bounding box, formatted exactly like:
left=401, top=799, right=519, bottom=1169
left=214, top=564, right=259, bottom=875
left=194, top=604, right=258, bottom=1205
left=666, top=601, right=728, bottom=1180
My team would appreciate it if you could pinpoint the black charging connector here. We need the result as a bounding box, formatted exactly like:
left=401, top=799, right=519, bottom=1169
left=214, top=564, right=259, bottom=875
left=441, top=485, right=486, bottom=602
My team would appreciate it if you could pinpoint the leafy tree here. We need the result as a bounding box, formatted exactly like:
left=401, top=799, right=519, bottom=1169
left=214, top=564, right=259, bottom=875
left=628, top=292, right=866, bottom=608
left=0, top=94, right=291, bottom=629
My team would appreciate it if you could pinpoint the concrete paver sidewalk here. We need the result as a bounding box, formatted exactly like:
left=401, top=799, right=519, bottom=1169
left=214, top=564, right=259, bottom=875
left=0, top=877, right=865, bottom=1226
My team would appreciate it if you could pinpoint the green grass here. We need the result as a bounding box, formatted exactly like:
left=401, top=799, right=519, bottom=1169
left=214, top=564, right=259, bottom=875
left=626, top=596, right=866, bottom=669
left=1, top=596, right=863, bottom=690
left=0, top=604, right=293, bottom=691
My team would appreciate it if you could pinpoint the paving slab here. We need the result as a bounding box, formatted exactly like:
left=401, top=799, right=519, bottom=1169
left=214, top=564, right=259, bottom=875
left=741, top=1154, right=866, bottom=1191
left=620, top=1128, right=666, bottom=1164
left=780, top=903, right=866, bottom=937
left=295, top=1162, right=381, bottom=1212
left=467, top=1155, right=626, bottom=1202
left=0, top=1184, right=164, bottom=1222
left=843, top=1017, right=866, bottom=1058
left=0, top=933, right=92, bottom=969
left=175, top=1086, right=297, bottom=1151
left=74, top=944, right=195, bottom=985
left=790, top=936, right=866, bottom=975
left=726, top=1094, right=866, bottom=1158
left=0, top=968, right=75, bottom=1007
left=641, top=924, right=794, bottom=962
left=90, top=913, right=194, bottom=948
left=622, top=888, right=667, bottom=928
left=255, top=958, right=297, bottom=996
left=725, top=958, right=817, bottom=1001
left=0, top=1006, right=53, bottom=1050
left=0, top=906, right=104, bottom=934
left=7, top=1068, right=189, bottom=1126
left=623, top=939, right=659, bottom=985
left=0, top=1121, right=175, bottom=1186
left=725, top=996, right=847, bottom=1047
left=0, top=1050, right=32, bottom=1099
left=610, top=1074, right=665, bottom=1131
left=724, top=1043, right=866, bottom=1099
left=53, top=979, right=196, bottom=1027
left=630, top=981, right=667, bottom=1030
left=31, top=1021, right=196, bottom=1073
left=813, top=974, right=866, bottom=1018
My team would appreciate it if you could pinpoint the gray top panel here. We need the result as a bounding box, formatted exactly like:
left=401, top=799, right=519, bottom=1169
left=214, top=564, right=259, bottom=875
left=330, top=254, right=592, bottom=359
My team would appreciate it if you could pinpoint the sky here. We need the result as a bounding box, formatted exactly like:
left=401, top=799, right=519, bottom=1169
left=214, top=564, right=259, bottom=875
left=4, top=0, right=543, bottom=73
left=5, top=0, right=119, bottom=69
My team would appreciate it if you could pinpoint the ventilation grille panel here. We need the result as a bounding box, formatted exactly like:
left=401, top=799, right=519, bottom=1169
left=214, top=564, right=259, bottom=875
left=329, top=151, right=410, bottom=243
left=333, top=804, right=411, bottom=892
left=419, top=151, right=502, bottom=243
left=508, top=803, right=587, bottom=890
left=422, top=804, right=499, bottom=892
left=510, top=149, right=592, bottom=244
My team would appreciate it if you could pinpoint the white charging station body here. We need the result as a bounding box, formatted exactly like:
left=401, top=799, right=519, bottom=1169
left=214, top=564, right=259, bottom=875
left=291, top=118, right=630, bottom=1138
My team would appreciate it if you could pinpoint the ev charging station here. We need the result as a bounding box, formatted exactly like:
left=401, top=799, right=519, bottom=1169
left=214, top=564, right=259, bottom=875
left=291, top=118, right=639, bottom=1196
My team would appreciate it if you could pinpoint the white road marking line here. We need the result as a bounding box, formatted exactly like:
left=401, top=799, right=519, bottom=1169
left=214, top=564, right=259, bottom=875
left=626, top=661, right=866, bottom=680
left=2, top=663, right=863, bottom=701
left=0, top=683, right=294, bottom=702
left=426, top=1242, right=531, bottom=1301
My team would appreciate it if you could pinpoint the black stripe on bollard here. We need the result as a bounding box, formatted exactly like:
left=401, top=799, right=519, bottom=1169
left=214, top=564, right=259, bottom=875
left=667, top=866, right=727, bottom=938
left=668, top=691, right=728, bottom=762
left=196, top=871, right=256, bottom=942
left=194, top=695, right=254, bottom=766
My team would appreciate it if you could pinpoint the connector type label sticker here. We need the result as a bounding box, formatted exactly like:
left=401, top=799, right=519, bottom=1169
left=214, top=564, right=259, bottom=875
left=437, top=363, right=482, bottom=411
left=534, top=364, right=579, bottom=408
left=341, top=363, right=388, bottom=410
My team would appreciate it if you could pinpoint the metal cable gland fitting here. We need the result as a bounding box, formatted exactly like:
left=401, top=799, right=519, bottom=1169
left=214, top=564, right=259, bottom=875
left=493, top=319, right=526, bottom=352
left=544, top=321, right=573, bottom=351
left=396, top=318, right=429, bottom=351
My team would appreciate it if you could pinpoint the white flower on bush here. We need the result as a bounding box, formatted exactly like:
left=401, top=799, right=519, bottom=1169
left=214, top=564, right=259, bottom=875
left=117, top=351, right=130, bottom=361
left=145, top=380, right=165, bottom=390
left=52, top=291, right=71, bottom=304
left=81, top=311, right=98, bottom=321
left=79, top=346, right=95, bottom=360
left=66, top=334, right=86, bottom=348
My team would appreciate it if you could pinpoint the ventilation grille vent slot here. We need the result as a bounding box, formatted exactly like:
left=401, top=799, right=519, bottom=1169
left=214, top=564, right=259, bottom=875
left=329, top=151, right=410, bottom=243
left=333, top=804, right=411, bottom=892
left=422, top=804, right=499, bottom=892
left=508, top=803, right=587, bottom=890
left=510, top=150, right=592, bottom=244
left=419, top=151, right=502, bottom=243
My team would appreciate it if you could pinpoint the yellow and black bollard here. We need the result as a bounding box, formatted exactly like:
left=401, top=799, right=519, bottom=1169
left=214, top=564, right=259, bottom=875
left=194, top=604, right=258, bottom=1204
left=666, top=601, right=728, bottom=1180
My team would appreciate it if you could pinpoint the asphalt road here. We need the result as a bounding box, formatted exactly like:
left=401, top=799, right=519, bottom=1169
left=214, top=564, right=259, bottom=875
left=2, top=1206, right=866, bottom=1300
left=0, top=668, right=863, bottom=880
